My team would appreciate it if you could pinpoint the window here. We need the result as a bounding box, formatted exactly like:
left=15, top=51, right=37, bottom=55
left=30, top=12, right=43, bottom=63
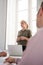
left=16, top=0, right=29, bottom=32
left=30, top=0, right=37, bottom=36
left=6, top=0, right=16, bottom=50
left=16, top=0, right=37, bottom=36
left=6, top=0, right=37, bottom=49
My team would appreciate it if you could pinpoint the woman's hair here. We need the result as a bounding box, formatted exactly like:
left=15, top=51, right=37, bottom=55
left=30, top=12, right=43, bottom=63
left=21, top=20, right=28, bottom=28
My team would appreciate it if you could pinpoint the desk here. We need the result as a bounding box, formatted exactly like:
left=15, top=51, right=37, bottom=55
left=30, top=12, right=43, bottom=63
left=0, top=55, right=21, bottom=65
left=0, top=51, right=22, bottom=65
left=0, top=56, right=16, bottom=65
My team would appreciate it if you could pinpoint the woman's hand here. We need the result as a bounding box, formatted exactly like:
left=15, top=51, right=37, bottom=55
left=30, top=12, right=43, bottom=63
left=20, top=36, right=29, bottom=41
left=17, top=36, right=29, bottom=41
left=20, top=36, right=26, bottom=40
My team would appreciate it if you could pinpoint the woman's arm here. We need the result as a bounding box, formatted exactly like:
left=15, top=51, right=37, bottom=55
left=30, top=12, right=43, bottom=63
left=16, top=37, right=21, bottom=42
left=20, top=36, right=29, bottom=41
left=16, top=31, right=21, bottom=42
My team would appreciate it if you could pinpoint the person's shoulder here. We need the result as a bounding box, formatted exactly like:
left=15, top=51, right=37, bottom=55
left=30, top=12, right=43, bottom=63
left=28, top=29, right=31, bottom=31
left=27, top=29, right=31, bottom=32
left=29, top=29, right=43, bottom=42
left=18, top=30, right=22, bottom=33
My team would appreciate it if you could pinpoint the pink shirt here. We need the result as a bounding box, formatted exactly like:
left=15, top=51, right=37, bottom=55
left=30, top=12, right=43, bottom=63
left=16, top=28, right=43, bottom=65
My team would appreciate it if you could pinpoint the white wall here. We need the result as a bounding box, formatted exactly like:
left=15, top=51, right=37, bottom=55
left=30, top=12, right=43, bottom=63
left=0, top=0, right=7, bottom=50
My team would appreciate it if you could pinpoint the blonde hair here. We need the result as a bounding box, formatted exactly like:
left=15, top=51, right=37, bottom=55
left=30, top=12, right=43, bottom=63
left=21, top=20, right=28, bottom=28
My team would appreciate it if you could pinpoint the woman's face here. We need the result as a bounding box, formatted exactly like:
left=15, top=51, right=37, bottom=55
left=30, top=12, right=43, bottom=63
left=21, top=22, right=27, bottom=29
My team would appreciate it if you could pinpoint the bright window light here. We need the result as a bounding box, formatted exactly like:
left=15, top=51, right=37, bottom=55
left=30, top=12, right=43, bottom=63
left=16, top=10, right=28, bottom=31
left=17, top=0, right=28, bottom=11
left=16, top=0, right=29, bottom=32
left=6, top=0, right=37, bottom=49
left=30, top=0, right=37, bottom=36
left=6, top=0, right=16, bottom=50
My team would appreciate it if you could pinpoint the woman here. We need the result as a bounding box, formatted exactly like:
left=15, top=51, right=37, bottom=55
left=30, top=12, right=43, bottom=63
left=16, top=20, right=32, bottom=51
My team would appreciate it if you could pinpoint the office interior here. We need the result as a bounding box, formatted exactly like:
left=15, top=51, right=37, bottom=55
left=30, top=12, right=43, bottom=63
left=0, top=0, right=43, bottom=52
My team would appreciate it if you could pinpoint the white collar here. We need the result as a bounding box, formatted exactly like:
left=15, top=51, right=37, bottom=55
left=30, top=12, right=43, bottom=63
left=37, top=27, right=43, bottom=32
